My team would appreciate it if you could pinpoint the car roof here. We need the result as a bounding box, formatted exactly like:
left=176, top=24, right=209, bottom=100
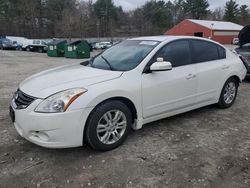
left=128, top=35, right=225, bottom=47
left=129, top=35, right=176, bottom=42
left=129, top=35, right=213, bottom=42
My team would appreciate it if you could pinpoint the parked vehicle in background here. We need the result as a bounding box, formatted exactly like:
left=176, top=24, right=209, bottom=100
left=21, top=39, right=33, bottom=51
left=7, top=36, right=49, bottom=53
left=94, top=41, right=112, bottom=49
left=25, top=40, right=48, bottom=53
left=13, top=41, right=23, bottom=50
left=7, top=36, right=32, bottom=51
left=10, top=36, right=247, bottom=151
left=235, top=44, right=250, bottom=76
left=235, top=25, right=250, bottom=76
left=232, top=38, right=239, bottom=45
left=0, top=38, right=16, bottom=50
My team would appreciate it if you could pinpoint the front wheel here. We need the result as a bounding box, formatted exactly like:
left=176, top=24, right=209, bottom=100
left=217, top=77, right=238, bottom=108
left=85, top=101, right=132, bottom=151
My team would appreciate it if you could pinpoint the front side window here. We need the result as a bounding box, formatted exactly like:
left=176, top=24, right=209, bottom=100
left=191, top=40, right=223, bottom=63
left=90, top=40, right=159, bottom=71
left=153, top=40, right=192, bottom=67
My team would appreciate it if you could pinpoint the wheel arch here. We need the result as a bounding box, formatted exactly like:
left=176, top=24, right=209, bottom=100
left=83, top=96, right=138, bottom=145
left=230, top=75, right=241, bottom=85
left=223, top=72, right=242, bottom=85
left=86, top=96, right=138, bottom=124
left=215, top=74, right=241, bottom=104
left=217, top=75, right=240, bottom=108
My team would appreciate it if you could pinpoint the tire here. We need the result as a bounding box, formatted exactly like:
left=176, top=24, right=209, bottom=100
left=38, top=48, right=43, bottom=53
left=85, top=100, right=132, bottom=151
left=26, top=47, right=30, bottom=51
left=217, top=77, right=238, bottom=108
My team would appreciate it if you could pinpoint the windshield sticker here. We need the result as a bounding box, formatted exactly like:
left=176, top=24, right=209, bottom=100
left=139, top=41, right=158, bottom=46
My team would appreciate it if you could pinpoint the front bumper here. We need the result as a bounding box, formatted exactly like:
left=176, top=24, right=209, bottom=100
left=11, top=99, right=93, bottom=148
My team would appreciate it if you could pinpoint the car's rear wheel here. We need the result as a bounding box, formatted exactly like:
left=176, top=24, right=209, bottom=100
left=218, top=77, right=238, bottom=108
left=85, top=101, right=132, bottom=151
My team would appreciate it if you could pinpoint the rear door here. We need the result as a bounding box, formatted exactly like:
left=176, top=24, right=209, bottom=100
left=190, top=39, right=227, bottom=103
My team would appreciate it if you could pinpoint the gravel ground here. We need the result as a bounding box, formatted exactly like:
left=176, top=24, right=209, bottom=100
left=0, top=50, right=250, bottom=188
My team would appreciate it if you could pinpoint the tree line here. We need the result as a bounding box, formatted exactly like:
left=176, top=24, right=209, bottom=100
left=0, top=0, right=249, bottom=39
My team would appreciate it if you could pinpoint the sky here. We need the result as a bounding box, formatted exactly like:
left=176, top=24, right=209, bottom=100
left=111, top=0, right=250, bottom=11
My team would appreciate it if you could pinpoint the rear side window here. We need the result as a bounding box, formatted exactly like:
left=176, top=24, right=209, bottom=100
left=191, top=40, right=223, bottom=63
left=156, top=40, right=191, bottom=67
left=218, top=46, right=226, bottom=59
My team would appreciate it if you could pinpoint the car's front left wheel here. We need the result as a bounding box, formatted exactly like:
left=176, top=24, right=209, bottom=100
left=85, top=100, right=132, bottom=151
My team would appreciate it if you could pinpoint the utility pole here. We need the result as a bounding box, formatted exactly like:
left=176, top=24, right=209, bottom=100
left=210, top=23, right=214, bottom=39
left=97, top=19, right=100, bottom=41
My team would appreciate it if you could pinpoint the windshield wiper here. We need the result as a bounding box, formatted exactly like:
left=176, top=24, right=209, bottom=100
left=101, top=55, right=113, bottom=70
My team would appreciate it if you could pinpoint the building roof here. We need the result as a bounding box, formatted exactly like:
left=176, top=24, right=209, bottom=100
left=188, top=19, right=243, bottom=31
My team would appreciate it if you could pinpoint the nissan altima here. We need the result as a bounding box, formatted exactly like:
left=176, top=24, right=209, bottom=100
left=10, top=36, right=247, bottom=151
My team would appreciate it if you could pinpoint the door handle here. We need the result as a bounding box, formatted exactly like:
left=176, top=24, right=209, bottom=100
left=222, top=65, right=230, bottom=70
left=186, top=73, right=196, bottom=79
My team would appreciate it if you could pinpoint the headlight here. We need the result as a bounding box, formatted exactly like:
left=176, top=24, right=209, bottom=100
left=35, top=88, right=87, bottom=113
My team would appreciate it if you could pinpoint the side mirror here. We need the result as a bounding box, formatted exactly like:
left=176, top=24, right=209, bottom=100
left=150, top=58, right=172, bottom=72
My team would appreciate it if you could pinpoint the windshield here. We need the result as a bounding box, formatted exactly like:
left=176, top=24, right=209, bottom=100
left=90, top=40, right=159, bottom=71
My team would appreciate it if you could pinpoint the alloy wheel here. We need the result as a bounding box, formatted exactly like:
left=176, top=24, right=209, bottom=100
left=96, top=110, right=127, bottom=145
left=223, top=82, right=236, bottom=104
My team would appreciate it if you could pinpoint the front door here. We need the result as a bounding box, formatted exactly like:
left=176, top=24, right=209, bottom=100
left=142, top=40, right=197, bottom=118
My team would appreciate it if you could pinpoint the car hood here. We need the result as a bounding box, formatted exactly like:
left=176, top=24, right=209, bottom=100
left=239, top=25, right=250, bottom=47
left=19, top=63, right=122, bottom=98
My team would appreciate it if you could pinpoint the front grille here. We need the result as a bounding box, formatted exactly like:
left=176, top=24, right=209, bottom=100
left=14, top=89, right=36, bottom=109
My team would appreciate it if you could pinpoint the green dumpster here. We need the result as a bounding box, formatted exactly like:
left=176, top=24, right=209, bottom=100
left=47, top=40, right=67, bottom=57
left=64, top=40, right=90, bottom=58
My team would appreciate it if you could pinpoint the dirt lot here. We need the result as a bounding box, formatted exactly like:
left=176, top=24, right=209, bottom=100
left=0, top=50, right=250, bottom=188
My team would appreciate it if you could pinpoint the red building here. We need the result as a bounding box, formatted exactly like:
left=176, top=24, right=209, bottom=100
left=165, top=19, right=243, bottom=44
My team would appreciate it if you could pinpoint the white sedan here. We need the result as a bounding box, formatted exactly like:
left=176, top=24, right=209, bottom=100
left=10, top=36, right=247, bottom=151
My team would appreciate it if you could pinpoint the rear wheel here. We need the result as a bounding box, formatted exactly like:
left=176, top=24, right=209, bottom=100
left=218, top=77, right=238, bottom=108
left=85, top=101, right=132, bottom=151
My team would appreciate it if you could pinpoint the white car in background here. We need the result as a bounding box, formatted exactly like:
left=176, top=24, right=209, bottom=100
left=6, top=36, right=48, bottom=52
left=94, top=41, right=112, bottom=49
left=10, top=36, right=247, bottom=151
left=7, top=36, right=33, bottom=50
